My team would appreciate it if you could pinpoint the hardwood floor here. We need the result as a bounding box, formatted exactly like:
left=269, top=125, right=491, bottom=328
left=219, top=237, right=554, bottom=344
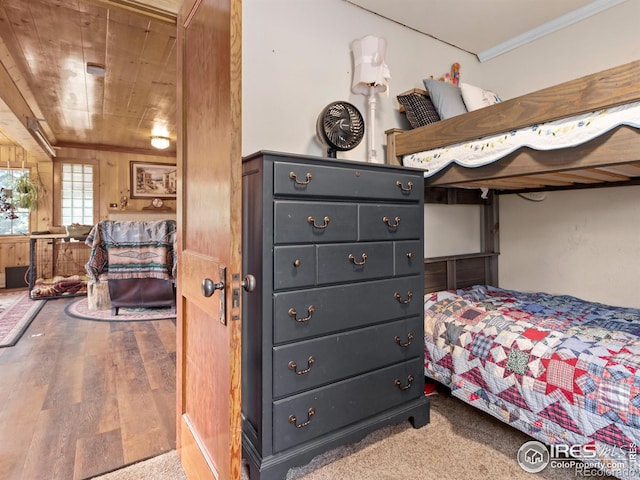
left=0, top=294, right=176, bottom=480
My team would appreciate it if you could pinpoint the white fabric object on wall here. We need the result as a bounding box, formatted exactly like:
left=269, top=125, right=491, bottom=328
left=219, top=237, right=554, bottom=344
left=351, top=35, right=391, bottom=95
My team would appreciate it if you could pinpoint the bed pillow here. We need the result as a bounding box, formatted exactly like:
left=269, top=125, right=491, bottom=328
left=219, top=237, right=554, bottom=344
left=422, top=78, right=467, bottom=119
left=460, top=82, right=502, bottom=111
left=396, top=92, right=441, bottom=128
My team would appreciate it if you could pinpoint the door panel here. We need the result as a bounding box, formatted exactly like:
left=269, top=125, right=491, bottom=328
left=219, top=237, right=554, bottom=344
left=177, top=1, right=243, bottom=479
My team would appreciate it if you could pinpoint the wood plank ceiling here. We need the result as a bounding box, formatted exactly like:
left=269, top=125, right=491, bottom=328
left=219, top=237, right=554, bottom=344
left=0, top=0, right=179, bottom=157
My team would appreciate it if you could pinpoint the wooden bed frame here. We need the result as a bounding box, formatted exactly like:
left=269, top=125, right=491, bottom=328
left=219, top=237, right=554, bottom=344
left=386, top=60, right=640, bottom=192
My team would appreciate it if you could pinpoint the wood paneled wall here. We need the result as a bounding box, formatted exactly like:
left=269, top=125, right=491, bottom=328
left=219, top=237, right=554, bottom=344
left=0, top=145, right=27, bottom=165
left=0, top=146, right=176, bottom=287
left=55, top=147, right=177, bottom=219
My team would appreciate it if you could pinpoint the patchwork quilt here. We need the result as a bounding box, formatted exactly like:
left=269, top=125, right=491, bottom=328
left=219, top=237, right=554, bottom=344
left=424, top=285, right=640, bottom=479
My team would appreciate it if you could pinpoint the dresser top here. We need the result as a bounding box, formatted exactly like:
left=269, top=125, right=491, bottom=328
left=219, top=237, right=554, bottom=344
left=242, top=150, right=424, bottom=175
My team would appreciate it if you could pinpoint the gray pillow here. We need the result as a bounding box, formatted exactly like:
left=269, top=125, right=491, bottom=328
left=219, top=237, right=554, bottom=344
left=422, top=78, right=467, bottom=119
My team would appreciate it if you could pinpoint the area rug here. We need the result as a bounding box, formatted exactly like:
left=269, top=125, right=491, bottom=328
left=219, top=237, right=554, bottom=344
left=0, top=290, right=45, bottom=347
left=65, top=297, right=176, bottom=322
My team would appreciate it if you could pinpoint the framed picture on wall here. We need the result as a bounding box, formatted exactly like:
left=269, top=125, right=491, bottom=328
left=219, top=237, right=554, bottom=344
left=130, top=161, right=177, bottom=199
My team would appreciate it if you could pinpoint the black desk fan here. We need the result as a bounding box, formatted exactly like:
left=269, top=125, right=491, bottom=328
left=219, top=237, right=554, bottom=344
left=316, top=101, right=365, bottom=158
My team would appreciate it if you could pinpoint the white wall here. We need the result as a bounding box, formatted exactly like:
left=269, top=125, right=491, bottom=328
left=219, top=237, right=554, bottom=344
left=500, top=187, right=640, bottom=308
left=424, top=204, right=481, bottom=257
left=242, top=0, right=479, bottom=160
left=242, top=0, right=640, bottom=308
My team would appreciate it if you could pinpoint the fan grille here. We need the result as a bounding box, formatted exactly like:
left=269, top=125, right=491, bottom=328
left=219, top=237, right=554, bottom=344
left=317, top=102, right=364, bottom=153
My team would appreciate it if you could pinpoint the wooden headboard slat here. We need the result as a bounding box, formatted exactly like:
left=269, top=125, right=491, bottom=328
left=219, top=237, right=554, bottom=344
left=424, top=252, right=499, bottom=294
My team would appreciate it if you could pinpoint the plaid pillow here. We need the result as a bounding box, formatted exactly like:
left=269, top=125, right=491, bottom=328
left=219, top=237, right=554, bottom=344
left=397, top=92, right=441, bottom=128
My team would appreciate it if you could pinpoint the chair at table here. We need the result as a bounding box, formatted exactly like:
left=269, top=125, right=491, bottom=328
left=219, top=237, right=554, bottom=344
left=85, top=219, right=177, bottom=315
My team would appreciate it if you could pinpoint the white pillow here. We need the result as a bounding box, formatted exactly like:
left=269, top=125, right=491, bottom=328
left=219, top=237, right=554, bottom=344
left=460, top=82, right=502, bottom=111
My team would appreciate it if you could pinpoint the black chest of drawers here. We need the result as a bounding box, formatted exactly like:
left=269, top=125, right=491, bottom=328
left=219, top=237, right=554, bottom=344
left=242, top=151, right=430, bottom=480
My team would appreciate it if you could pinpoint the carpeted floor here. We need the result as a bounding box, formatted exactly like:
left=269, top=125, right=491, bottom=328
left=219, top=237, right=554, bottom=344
left=65, top=296, right=176, bottom=322
left=91, top=392, right=616, bottom=480
left=0, top=289, right=45, bottom=347
left=90, top=451, right=187, bottom=480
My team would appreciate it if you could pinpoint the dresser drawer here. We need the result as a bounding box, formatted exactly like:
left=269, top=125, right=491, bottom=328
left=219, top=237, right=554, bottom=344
left=274, top=161, right=421, bottom=202
left=358, top=204, right=422, bottom=240
left=394, top=240, right=423, bottom=276
left=272, top=357, right=423, bottom=452
left=273, top=241, right=422, bottom=291
left=273, top=276, right=422, bottom=343
left=274, top=246, right=316, bottom=289
left=274, top=201, right=357, bottom=244
left=272, top=315, right=423, bottom=398
left=317, top=241, right=392, bottom=284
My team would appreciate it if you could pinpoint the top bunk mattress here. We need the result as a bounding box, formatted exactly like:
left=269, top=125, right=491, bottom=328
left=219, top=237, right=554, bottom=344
left=403, top=101, right=640, bottom=178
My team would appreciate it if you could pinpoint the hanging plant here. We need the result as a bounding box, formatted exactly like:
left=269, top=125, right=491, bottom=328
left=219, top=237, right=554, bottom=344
left=12, top=173, right=38, bottom=210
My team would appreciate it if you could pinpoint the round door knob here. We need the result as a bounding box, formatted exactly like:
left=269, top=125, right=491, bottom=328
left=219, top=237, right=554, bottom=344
left=202, top=278, right=224, bottom=297
left=242, top=274, right=256, bottom=292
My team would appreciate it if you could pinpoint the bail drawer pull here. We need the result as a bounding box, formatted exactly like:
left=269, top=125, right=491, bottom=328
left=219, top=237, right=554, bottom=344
left=289, top=171, right=313, bottom=185
left=395, top=333, right=414, bottom=348
left=308, top=216, right=330, bottom=229
left=288, top=305, right=316, bottom=323
left=288, top=356, right=315, bottom=375
left=394, top=291, right=413, bottom=304
left=348, top=253, right=368, bottom=266
left=289, top=407, right=316, bottom=428
left=383, top=216, right=401, bottom=229
left=395, top=375, right=415, bottom=391
left=396, top=180, right=413, bottom=193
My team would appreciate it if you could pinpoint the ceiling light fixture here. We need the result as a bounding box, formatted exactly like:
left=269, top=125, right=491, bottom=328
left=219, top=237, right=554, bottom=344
left=86, top=62, right=106, bottom=76
left=27, top=117, right=56, bottom=157
left=151, top=136, right=170, bottom=149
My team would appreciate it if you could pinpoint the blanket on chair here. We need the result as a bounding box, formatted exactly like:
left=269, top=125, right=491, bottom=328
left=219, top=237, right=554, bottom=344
left=85, top=220, right=177, bottom=282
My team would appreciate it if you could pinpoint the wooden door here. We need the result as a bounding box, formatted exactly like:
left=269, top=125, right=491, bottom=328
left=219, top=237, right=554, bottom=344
left=176, top=1, right=243, bottom=479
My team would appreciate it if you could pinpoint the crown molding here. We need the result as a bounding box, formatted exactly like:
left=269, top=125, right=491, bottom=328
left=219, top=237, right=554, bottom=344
left=478, top=0, right=627, bottom=62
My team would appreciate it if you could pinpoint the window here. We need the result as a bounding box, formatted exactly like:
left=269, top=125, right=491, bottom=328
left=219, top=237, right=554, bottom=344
left=61, top=164, right=94, bottom=226
left=0, top=169, right=31, bottom=235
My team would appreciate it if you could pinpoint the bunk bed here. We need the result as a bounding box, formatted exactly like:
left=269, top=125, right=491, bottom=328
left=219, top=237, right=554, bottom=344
left=386, top=61, right=640, bottom=479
